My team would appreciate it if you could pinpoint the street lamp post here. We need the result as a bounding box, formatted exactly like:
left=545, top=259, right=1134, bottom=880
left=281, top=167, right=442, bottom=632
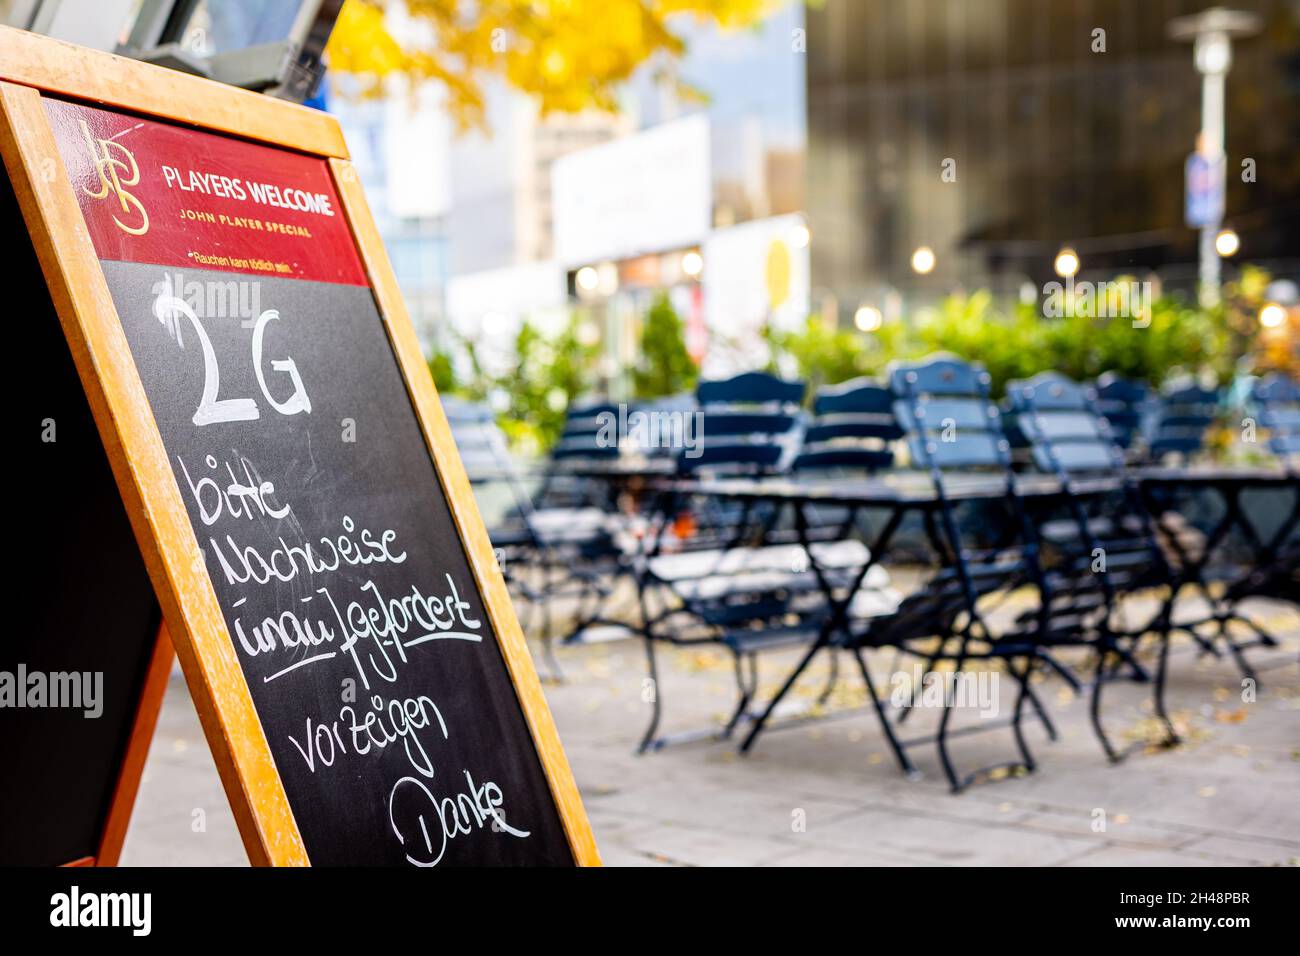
left=1168, top=7, right=1261, bottom=309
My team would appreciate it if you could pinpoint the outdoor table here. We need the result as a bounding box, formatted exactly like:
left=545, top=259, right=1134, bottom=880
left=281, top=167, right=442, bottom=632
left=1136, top=465, right=1298, bottom=674
left=547, top=456, right=679, bottom=480
left=548, top=456, right=678, bottom=500
left=655, top=466, right=1297, bottom=753
left=1137, top=466, right=1298, bottom=566
left=524, top=455, right=679, bottom=514
left=648, top=471, right=1103, bottom=756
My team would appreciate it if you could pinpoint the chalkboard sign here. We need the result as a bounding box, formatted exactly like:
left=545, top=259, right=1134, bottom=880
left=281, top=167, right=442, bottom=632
left=0, top=27, right=596, bottom=866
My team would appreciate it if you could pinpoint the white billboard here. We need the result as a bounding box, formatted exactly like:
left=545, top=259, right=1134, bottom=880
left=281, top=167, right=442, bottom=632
left=701, top=213, right=810, bottom=376
left=552, top=113, right=711, bottom=267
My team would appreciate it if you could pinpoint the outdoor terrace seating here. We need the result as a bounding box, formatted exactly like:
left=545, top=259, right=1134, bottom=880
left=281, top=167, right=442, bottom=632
left=444, top=358, right=1297, bottom=793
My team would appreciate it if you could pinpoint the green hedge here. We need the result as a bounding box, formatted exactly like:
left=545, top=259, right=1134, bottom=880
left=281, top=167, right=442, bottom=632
left=432, top=268, right=1281, bottom=448
left=767, top=268, right=1274, bottom=398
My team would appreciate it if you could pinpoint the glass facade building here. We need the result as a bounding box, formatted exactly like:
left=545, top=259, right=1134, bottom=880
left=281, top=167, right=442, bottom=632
left=806, top=0, right=1300, bottom=316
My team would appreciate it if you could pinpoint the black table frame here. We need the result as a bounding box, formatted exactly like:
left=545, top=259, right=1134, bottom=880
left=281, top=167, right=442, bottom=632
left=646, top=468, right=1295, bottom=766
left=1139, top=468, right=1299, bottom=682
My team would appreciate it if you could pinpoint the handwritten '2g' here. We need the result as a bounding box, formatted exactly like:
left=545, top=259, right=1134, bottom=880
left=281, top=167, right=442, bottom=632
left=152, top=279, right=311, bottom=426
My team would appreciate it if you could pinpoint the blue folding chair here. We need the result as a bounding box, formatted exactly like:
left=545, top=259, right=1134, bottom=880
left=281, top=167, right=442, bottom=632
left=672, top=371, right=807, bottom=551
left=1092, top=372, right=1151, bottom=456
left=792, top=377, right=901, bottom=474
left=789, top=377, right=903, bottom=545
left=624, top=392, right=699, bottom=461
left=845, top=354, right=1067, bottom=790
left=1146, top=380, right=1220, bottom=462
left=1005, top=371, right=1180, bottom=761
left=635, top=372, right=908, bottom=751
left=441, top=396, right=545, bottom=566
left=1250, top=373, right=1300, bottom=463
left=441, top=400, right=624, bottom=676
left=536, top=399, right=622, bottom=509
left=683, top=371, right=806, bottom=477
left=1208, top=374, right=1300, bottom=613
left=443, top=396, right=510, bottom=480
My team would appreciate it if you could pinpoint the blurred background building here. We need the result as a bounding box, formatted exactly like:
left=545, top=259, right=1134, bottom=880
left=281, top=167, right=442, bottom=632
left=327, top=0, right=809, bottom=388
left=805, top=0, right=1300, bottom=322
left=6, top=0, right=1295, bottom=382
left=437, top=0, right=809, bottom=389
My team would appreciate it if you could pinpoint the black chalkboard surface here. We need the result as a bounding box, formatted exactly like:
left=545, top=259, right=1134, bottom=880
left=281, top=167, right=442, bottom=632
left=97, top=260, right=573, bottom=866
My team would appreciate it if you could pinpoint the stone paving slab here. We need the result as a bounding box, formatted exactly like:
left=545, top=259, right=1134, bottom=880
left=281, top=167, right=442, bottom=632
left=121, top=601, right=1300, bottom=866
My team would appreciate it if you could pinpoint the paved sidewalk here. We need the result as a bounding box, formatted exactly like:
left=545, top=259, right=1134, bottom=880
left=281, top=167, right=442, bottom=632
left=122, top=601, right=1300, bottom=866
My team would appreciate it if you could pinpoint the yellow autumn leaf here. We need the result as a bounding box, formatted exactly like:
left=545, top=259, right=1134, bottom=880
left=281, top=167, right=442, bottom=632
left=327, top=0, right=775, bottom=130
left=1214, top=707, right=1248, bottom=724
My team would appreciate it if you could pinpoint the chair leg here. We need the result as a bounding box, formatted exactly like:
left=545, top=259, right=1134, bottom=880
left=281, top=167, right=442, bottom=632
left=516, top=584, right=537, bottom=641
left=1088, top=647, right=1123, bottom=764
left=1234, top=612, right=1279, bottom=648
left=934, top=640, right=970, bottom=793
left=1182, top=622, right=1223, bottom=658
left=1109, top=645, right=1151, bottom=684
left=739, top=638, right=825, bottom=754
left=637, top=635, right=664, bottom=754
left=1008, top=656, right=1037, bottom=773
left=1152, top=629, right=1180, bottom=749
left=1216, top=608, right=1278, bottom=689
left=540, top=630, right=563, bottom=684
left=538, top=565, right=564, bottom=683
left=935, top=696, right=961, bottom=792
left=721, top=652, right=757, bottom=738
left=1016, top=658, right=1059, bottom=743
left=1035, top=649, right=1086, bottom=692
left=816, top=648, right=841, bottom=707
left=1220, top=615, right=1260, bottom=686
left=852, top=647, right=920, bottom=778
left=896, top=643, right=942, bottom=725
left=562, top=571, right=596, bottom=644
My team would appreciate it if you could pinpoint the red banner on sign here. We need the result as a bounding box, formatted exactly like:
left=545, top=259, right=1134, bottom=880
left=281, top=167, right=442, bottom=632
left=44, top=99, right=368, bottom=286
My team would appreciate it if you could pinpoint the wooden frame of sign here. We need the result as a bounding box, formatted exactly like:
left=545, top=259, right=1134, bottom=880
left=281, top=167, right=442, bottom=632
left=0, top=25, right=598, bottom=867
left=88, top=625, right=175, bottom=867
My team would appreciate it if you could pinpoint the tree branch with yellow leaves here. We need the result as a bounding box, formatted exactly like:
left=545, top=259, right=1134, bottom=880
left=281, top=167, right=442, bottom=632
left=326, top=0, right=775, bottom=129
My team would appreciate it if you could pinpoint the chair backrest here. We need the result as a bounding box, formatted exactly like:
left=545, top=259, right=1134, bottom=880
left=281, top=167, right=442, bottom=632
left=889, top=354, right=1038, bottom=618
left=793, top=377, right=901, bottom=473
left=1252, top=373, right=1300, bottom=405
left=550, top=400, right=622, bottom=462
left=696, top=370, right=805, bottom=407
left=1092, top=372, right=1150, bottom=451
left=624, top=392, right=700, bottom=459
left=442, top=397, right=513, bottom=482
left=682, top=372, right=806, bottom=476
left=1005, top=372, right=1126, bottom=476
left=531, top=398, right=622, bottom=511
left=1250, top=373, right=1300, bottom=461
left=1005, top=371, right=1171, bottom=603
left=883, top=356, right=1045, bottom=642
left=1147, top=380, right=1219, bottom=461
left=889, top=354, right=1012, bottom=474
